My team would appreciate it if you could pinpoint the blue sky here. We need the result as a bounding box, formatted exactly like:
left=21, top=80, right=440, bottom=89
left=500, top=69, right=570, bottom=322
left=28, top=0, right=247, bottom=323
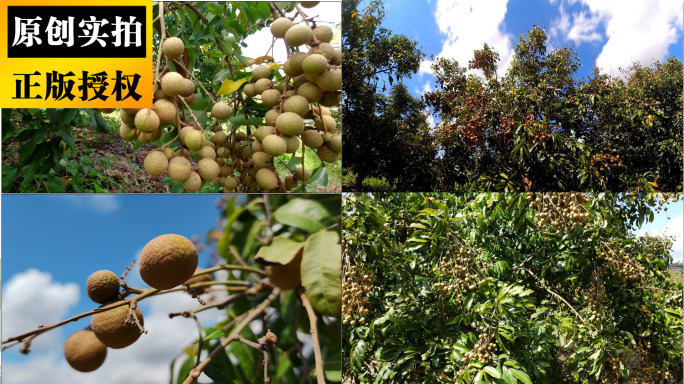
left=373, top=0, right=683, bottom=116
left=1, top=194, right=235, bottom=384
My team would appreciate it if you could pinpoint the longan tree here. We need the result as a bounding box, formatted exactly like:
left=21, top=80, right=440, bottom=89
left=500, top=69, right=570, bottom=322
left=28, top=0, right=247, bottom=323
left=3, top=195, right=343, bottom=383
left=342, top=0, right=436, bottom=191
left=343, top=193, right=683, bottom=383
left=424, top=27, right=683, bottom=192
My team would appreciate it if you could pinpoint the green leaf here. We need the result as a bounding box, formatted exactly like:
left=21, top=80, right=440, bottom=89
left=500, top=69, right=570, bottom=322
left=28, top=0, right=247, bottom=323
left=308, top=165, right=329, bottom=186
left=352, top=340, right=366, bottom=371
left=273, top=198, right=331, bottom=233
left=301, top=231, right=341, bottom=316
left=483, top=365, right=502, bottom=379
left=204, top=329, right=224, bottom=341
left=510, top=368, right=532, bottom=384
left=254, top=236, right=304, bottom=265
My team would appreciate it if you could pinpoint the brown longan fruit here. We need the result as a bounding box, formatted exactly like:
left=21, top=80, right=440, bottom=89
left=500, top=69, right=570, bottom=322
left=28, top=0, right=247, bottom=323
left=284, top=24, right=312, bottom=47
left=139, top=234, right=198, bottom=290
left=91, top=304, right=144, bottom=349
left=198, top=158, right=219, bottom=181
left=271, top=17, right=293, bottom=38
left=313, top=25, right=333, bottom=43
left=144, top=151, right=169, bottom=177
left=64, top=330, right=107, bottom=372
left=262, top=134, right=287, bottom=157
left=134, top=109, right=160, bottom=134
left=182, top=171, right=203, bottom=192
left=162, top=37, right=184, bottom=60
left=212, top=102, right=232, bottom=120
left=275, top=112, right=304, bottom=136
left=168, top=156, right=192, bottom=182
left=317, top=145, right=340, bottom=163
left=161, top=72, right=186, bottom=97
left=266, top=250, right=302, bottom=290
left=301, top=129, right=324, bottom=148
left=86, top=270, right=120, bottom=304
left=252, top=65, right=272, bottom=80
left=153, top=99, right=177, bottom=126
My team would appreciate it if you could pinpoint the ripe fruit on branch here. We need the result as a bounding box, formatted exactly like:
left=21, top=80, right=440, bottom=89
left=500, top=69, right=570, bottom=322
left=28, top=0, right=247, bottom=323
left=144, top=151, right=169, bottom=177
left=285, top=24, right=313, bottom=47
left=271, top=17, right=293, bottom=38
left=64, top=330, right=107, bottom=372
left=211, top=101, right=232, bottom=120
left=266, top=251, right=303, bottom=290
left=91, top=304, right=144, bottom=349
left=139, top=234, right=198, bottom=290
left=162, top=36, right=184, bottom=60
left=86, top=270, right=120, bottom=304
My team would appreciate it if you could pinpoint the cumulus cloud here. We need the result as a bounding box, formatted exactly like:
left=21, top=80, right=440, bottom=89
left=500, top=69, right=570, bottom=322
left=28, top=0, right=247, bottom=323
left=2, top=270, right=79, bottom=354
left=60, top=195, right=121, bottom=214
left=242, top=2, right=341, bottom=64
left=636, top=214, right=684, bottom=262
left=2, top=262, right=229, bottom=384
left=550, top=0, right=682, bottom=76
left=429, top=0, right=514, bottom=77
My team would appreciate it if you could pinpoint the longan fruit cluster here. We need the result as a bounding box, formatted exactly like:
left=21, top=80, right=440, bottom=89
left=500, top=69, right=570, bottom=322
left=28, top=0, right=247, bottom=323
left=619, top=346, right=673, bottom=384
left=342, top=265, right=373, bottom=326
left=528, top=192, right=590, bottom=231
left=112, top=3, right=342, bottom=193
left=433, top=244, right=476, bottom=305
left=586, top=280, right=608, bottom=319
left=457, top=328, right=497, bottom=376
left=597, top=242, right=646, bottom=283
left=591, top=153, right=624, bottom=171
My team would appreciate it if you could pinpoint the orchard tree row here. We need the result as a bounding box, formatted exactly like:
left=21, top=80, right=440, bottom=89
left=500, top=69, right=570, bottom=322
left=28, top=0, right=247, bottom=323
left=342, top=0, right=682, bottom=192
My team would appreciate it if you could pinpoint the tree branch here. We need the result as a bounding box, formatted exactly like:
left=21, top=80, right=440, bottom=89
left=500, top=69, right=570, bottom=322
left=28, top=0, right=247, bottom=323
left=183, top=288, right=281, bottom=384
left=299, top=290, right=326, bottom=384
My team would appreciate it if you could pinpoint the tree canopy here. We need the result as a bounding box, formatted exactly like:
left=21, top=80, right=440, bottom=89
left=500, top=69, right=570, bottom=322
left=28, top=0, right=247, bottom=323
left=342, top=0, right=436, bottom=191
left=424, top=27, right=683, bottom=192
left=343, top=192, right=682, bottom=383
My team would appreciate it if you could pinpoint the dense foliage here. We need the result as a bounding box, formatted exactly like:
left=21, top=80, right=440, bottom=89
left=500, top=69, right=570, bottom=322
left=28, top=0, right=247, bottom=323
left=425, top=27, right=683, bottom=192
left=343, top=193, right=683, bottom=383
left=342, top=0, right=436, bottom=191
left=341, top=0, right=683, bottom=192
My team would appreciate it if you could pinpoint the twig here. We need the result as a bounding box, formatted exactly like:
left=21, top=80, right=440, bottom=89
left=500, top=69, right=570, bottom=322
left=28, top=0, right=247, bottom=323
left=182, top=288, right=281, bottom=384
left=192, top=315, right=204, bottom=366
left=298, top=290, right=326, bottom=384
left=126, top=300, right=147, bottom=334
left=523, top=268, right=586, bottom=324
left=229, top=246, right=263, bottom=281
left=153, top=2, right=166, bottom=95
left=2, top=288, right=160, bottom=345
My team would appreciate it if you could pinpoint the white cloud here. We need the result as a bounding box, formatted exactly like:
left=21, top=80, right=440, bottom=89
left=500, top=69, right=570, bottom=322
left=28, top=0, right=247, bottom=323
left=431, top=0, right=515, bottom=77
left=426, top=114, right=436, bottom=129
left=59, top=195, right=121, bottom=214
left=2, top=270, right=80, bottom=354
left=663, top=214, right=683, bottom=252
left=418, top=59, right=434, bottom=76
left=636, top=214, right=684, bottom=262
left=242, top=2, right=341, bottom=64
left=550, top=0, right=683, bottom=77
left=2, top=263, right=229, bottom=384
